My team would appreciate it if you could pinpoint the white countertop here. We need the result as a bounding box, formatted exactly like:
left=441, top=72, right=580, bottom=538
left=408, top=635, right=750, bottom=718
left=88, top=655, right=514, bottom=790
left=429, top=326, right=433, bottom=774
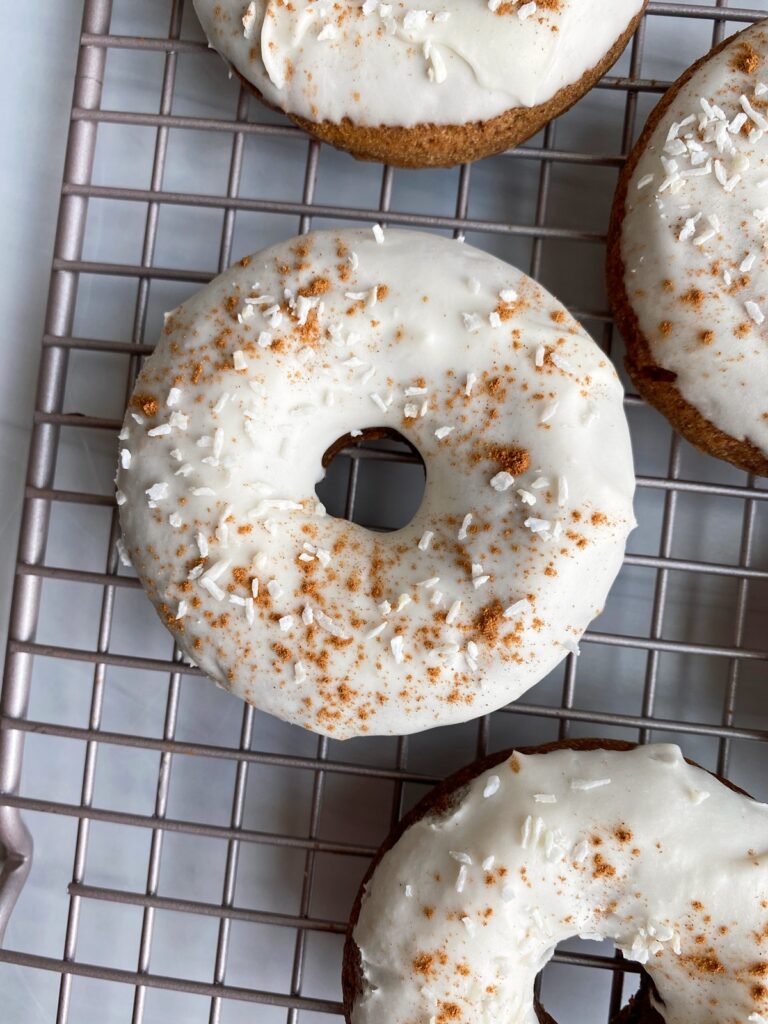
left=0, top=2, right=85, bottom=648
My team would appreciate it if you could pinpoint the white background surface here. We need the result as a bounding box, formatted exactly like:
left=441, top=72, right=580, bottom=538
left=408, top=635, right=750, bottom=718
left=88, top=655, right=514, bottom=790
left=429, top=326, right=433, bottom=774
left=1, top=2, right=767, bottom=1023
left=0, top=2, right=85, bottom=650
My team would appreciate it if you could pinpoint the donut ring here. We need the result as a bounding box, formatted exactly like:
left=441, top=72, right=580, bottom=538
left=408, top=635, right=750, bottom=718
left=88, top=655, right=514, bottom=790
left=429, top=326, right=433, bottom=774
left=608, top=20, right=768, bottom=476
left=116, top=228, right=635, bottom=739
left=344, top=739, right=768, bottom=1024
left=192, top=0, right=647, bottom=168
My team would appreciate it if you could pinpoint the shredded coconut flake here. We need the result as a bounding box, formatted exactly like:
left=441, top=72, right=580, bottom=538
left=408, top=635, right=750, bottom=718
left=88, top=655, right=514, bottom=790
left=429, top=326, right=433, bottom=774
left=524, top=516, right=551, bottom=535
left=316, top=609, right=348, bottom=639
left=483, top=775, right=500, bottom=798
left=572, top=840, right=589, bottom=864
left=242, top=1, right=257, bottom=37
left=570, top=778, right=611, bottom=791
left=741, top=93, right=768, bottom=131
left=390, top=634, right=405, bottom=664
left=418, top=530, right=434, bottom=551
left=746, top=300, right=765, bottom=325
left=200, top=576, right=225, bottom=601
left=370, top=392, right=391, bottom=413
left=169, top=411, right=188, bottom=430
left=426, top=43, right=447, bottom=84
left=462, top=311, right=483, bottom=334
left=455, top=863, right=468, bottom=893
left=145, top=482, right=169, bottom=502
left=417, top=576, right=440, bottom=589
left=287, top=660, right=304, bottom=686
left=688, top=788, right=710, bottom=805
left=449, top=850, right=473, bottom=865
left=445, top=599, right=462, bottom=625
left=458, top=513, right=473, bottom=541
left=539, top=401, right=559, bottom=424
left=490, top=471, right=514, bottom=492
left=503, top=599, right=529, bottom=618
left=557, top=475, right=569, bottom=507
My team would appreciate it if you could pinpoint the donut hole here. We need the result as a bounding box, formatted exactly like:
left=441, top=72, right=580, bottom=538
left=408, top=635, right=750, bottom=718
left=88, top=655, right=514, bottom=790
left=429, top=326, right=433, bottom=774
left=535, top=937, right=648, bottom=1021
left=316, top=428, right=426, bottom=530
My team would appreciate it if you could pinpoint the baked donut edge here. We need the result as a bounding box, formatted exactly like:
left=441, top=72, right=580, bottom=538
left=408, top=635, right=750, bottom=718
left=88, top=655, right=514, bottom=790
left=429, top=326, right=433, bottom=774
left=341, top=736, right=749, bottom=1024
left=606, top=26, right=768, bottom=478
left=235, top=8, right=647, bottom=169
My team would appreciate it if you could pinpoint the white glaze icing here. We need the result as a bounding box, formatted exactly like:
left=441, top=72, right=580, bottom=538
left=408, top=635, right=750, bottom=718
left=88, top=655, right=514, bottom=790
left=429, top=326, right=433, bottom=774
left=621, top=21, right=768, bottom=461
left=117, top=229, right=635, bottom=739
left=193, top=0, right=645, bottom=128
left=352, top=744, right=768, bottom=1024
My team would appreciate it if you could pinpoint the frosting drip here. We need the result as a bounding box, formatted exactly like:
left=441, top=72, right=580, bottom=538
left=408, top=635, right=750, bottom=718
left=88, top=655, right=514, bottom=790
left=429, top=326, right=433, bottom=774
left=193, top=0, right=645, bottom=128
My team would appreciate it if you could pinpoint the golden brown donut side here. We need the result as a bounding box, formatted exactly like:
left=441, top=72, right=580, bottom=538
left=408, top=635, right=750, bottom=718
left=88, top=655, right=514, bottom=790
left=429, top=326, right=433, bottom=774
left=239, top=10, right=646, bottom=169
left=342, top=736, right=750, bottom=1024
left=606, top=27, right=768, bottom=478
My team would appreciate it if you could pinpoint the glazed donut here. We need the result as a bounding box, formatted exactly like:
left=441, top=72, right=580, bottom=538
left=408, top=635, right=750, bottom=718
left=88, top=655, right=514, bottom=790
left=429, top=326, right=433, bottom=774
left=192, top=0, right=647, bottom=168
left=608, top=20, right=768, bottom=476
left=116, top=228, right=635, bottom=739
left=344, top=739, right=768, bottom=1024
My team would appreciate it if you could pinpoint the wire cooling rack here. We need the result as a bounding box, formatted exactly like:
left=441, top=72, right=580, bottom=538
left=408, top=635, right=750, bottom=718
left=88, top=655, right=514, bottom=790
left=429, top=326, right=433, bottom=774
left=1, top=0, right=768, bottom=1021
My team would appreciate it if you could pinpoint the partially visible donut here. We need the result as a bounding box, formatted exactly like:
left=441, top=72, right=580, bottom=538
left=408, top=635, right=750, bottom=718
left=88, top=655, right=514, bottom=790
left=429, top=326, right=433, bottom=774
left=193, top=0, right=647, bottom=168
left=116, top=228, right=635, bottom=739
left=608, top=20, right=768, bottom=476
left=344, top=739, right=768, bottom=1024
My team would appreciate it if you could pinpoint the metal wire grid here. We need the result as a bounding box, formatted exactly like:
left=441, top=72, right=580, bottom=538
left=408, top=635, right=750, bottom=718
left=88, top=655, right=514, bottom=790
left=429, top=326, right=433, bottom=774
left=0, top=0, right=767, bottom=1020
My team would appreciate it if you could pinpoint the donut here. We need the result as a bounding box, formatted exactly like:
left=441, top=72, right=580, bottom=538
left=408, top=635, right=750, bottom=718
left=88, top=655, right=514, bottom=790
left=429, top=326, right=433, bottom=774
left=116, top=228, right=635, bottom=739
left=607, top=20, right=768, bottom=477
left=192, top=0, right=647, bottom=168
left=343, top=738, right=768, bottom=1024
